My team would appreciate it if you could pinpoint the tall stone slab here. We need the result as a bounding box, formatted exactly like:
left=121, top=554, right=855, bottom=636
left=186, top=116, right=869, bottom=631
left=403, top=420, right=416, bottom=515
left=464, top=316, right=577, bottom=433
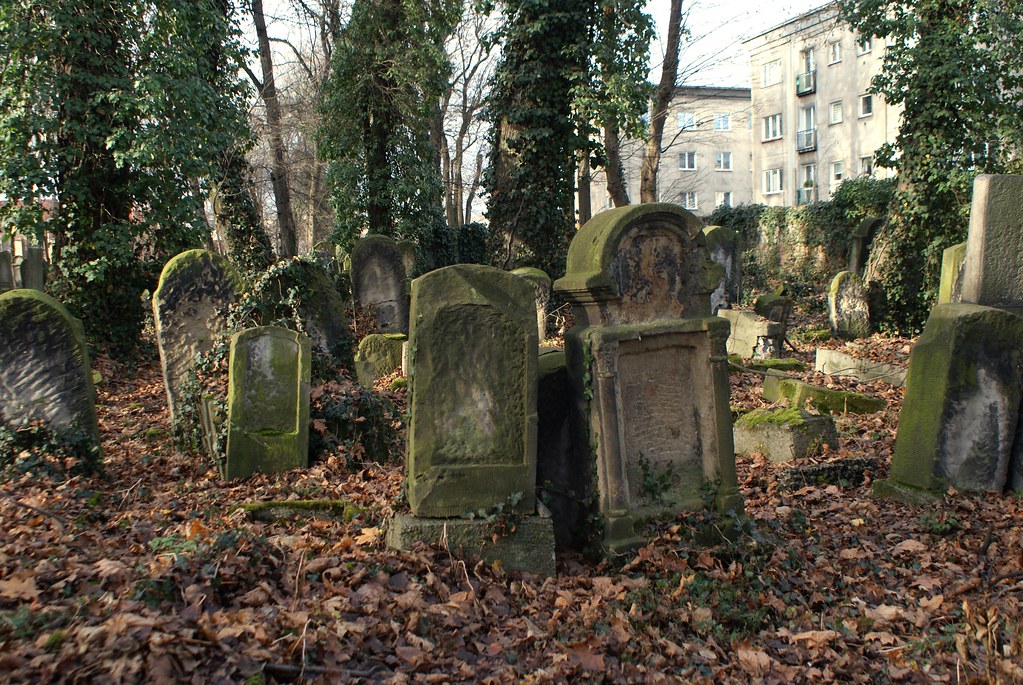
left=225, top=326, right=311, bottom=480
left=510, top=267, right=552, bottom=343
left=702, top=225, right=741, bottom=314
left=848, top=217, right=882, bottom=274
left=828, top=271, right=872, bottom=339
left=0, top=251, right=13, bottom=292
left=351, top=235, right=409, bottom=334
left=153, top=249, right=244, bottom=424
left=0, top=290, right=100, bottom=452
left=937, top=242, right=967, bottom=305
left=554, top=204, right=740, bottom=552
left=961, top=175, right=1023, bottom=307
left=405, top=265, right=538, bottom=516
left=20, top=246, right=46, bottom=292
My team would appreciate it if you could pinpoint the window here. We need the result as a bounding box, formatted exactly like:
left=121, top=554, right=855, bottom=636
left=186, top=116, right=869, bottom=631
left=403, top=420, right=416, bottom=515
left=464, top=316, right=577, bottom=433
left=715, top=191, right=733, bottom=208
left=762, top=113, right=783, bottom=141
left=714, top=151, right=732, bottom=170
left=798, top=48, right=815, bottom=74
left=828, top=41, right=842, bottom=64
left=679, top=151, right=697, bottom=170
left=860, top=156, right=874, bottom=176
left=799, top=104, right=816, bottom=131
left=859, top=94, right=874, bottom=117
left=713, top=113, right=731, bottom=130
left=857, top=36, right=872, bottom=55
left=677, top=111, right=695, bottom=130
left=763, top=59, right=782, bottom=86
left=682, top=192, right=698, bottom=210
left=830, top=101, right=843, bottom=124
left=764, top=168, right=783, bottom=194
left=831, top=161, right=844, bottom=183
left=801, top=164, right=816, bottom=187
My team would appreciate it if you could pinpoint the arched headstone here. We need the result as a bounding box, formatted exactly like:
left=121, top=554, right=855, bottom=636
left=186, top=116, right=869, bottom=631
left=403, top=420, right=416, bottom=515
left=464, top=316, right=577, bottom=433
left=351, top=235, right=409, bottom=334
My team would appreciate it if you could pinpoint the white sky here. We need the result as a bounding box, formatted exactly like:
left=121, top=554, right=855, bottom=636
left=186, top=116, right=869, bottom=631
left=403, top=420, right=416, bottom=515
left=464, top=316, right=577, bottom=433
left=645, top=0, right=829, bottom=86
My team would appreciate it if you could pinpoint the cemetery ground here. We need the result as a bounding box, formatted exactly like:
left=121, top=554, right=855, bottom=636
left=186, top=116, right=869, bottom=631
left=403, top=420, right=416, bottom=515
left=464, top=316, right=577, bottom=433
left=1, top=309, right=1022, bottom=684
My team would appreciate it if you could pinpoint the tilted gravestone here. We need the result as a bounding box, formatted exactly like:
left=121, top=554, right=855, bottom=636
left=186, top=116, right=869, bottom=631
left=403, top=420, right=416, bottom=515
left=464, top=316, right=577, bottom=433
left=351, top=235, right=409, bottom=334
left=354, top=333, right=405, bottom=387
left=20, top=246, right=46, bottom=292
left=153, top=249, right=244, bottom=424
left=387, top=265, right=555, bottom=574
left=937, top=242, right=966, bottom=305
left=0, top=251, right=13, bottom=292
left=0, top=290, right=100, bottom=453
left=879, top=175, right=1023, bottom=502
left=553, top=204, right=740, bottom=553
left=510, top=267, right=552, bottom=343
left=225, top=326, right=311, bottom=480
left=828, top=271, right=872, bottom=339
left=702, top=225, right=741, bottom=314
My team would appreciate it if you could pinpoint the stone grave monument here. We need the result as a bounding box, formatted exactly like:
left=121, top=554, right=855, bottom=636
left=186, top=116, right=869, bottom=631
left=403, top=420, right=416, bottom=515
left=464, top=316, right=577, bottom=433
left=387, top=264, right=555, bottom=575
left=351, top=234, right=409, bottom=334
left=878, top=175, right=1023, bottom=502
left=20, top=246, right=46, bottom=292
left=510, top=267, right=552, bottom=343
left=553, top=204, right=741, bottom=553
left=225, top=326, right=311, bottom=480
left=0, top=252, right=13, bottom=292
left=848, top=216, right=882, bottom=274
left=153, top=249, right=244, bottom=424
left=828, top=271, right=872, bottom=339
left=0, top=290, right=100, bottom=454
left=354, top=333, right=406, bottom=387
left=702, top=225, right=741, bottom=314
left=937, top=242, right=966, bottom=305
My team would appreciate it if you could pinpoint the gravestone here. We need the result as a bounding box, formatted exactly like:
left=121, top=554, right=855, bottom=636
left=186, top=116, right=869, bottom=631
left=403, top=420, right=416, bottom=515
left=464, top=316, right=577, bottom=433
left=389, top=264, right=554, bottom=574
left=937, top=242, right=966, bottom=305
left=828, top=271, right=872, bottom=339
left=0, top=290, right=100, bottom=453
left=354, top=333, right=406, bottom=387
left=225, top=326, right=311, bottom=480
left=0, top=252, right=13, bottom=292
left=702, top=225, right=741, bottom=314
left=20, top=246, right=46, bottom=292
left=848, top=217, right=882, bottom=274
left=717, top=309, right=785, bottom=358
left=753, top=292, right=792, bottom=328
left=510, top=267, right=552, bottom=343
left=815, top=348, right=906, bottom=387
left=880, top=175, right=1023, bottom=502
left=351, top=235, right=409, bottom=334
left=553, top=204, right=740, bottom=553
left=153, top=249, right=244, bottom=424
left=733, top=407, right=838, bottom=462
left=396, top=240, right=418, bottom=279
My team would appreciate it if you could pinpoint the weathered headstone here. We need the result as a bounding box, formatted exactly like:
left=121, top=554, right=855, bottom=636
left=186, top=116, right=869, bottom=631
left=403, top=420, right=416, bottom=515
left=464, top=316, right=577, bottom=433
left=753, top=292, right=792, bottom=328
left=961, top=175, right=1023, bottom=307
left=553, top=204, right=740, bottom=552
left=389, top=264, right=554, bottom=574
left=815, top=348, right=906, bottom=387
left=354, top=333, right=406, bottom=387
left=937, top=242, right=966, bottom=305
left=0, top=290, right=100, bottom=453
left=153, top=249, right=244, bottom=424
left=703, top=225, right=741, bottom=314
left=848, top=217, right=882, bottom=274
left=718, top=309, right=785, bottom=359
left=0, top=251, right=13, bottom=292
left=351, top=235, right=409, bottom=334
left=20, top=246, right=46, bottom=292
left=225, top=326, right=311, bottom=480
left=396, top=240, right=418, bottom=279
left=828, top=271, right=872, bottom=339
left=510, top=267, right=552, bottom=343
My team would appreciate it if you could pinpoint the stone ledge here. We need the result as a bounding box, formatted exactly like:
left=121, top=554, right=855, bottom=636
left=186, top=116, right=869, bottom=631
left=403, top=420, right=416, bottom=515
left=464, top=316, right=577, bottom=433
left=386, top=514, right=556, bottom=576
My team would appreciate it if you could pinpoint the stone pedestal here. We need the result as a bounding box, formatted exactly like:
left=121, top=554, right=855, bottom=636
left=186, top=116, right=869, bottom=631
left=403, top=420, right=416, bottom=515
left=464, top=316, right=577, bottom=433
left=734, top=407, right=838, bottom=462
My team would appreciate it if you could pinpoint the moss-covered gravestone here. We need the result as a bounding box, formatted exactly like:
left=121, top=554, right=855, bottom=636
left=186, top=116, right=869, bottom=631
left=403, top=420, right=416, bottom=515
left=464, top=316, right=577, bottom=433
left=510, top=267, right=552, bottom=343
left=354, top=333, right=406, bottom=387
left=388, top=265, right=554, bottom=575
left=937, top=242, right=966, bottom=305
left=828, top=271, right=872, bottom=339
left=0, top=251, right=14, bottom=292
left=153, top=249, right=244, bottom=423
left=351, top=235, right=409, bottom=334
left=733, top=407, right=837, bottom=462
left=20, top=246, right=46, bottom=292
left=0, top=290, right=100, bottom=454
left=553, top=204, right=740, bottom=553
left=225, top=326, right=311, bottom=480
left=703, top=225, right=741, bottom=314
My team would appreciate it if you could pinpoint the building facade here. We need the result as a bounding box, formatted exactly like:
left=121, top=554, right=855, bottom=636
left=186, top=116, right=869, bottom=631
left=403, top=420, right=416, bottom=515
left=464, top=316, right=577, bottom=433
left=587, top=86, right=754, bottom=219
left=744, top=2, right=899, bottom=207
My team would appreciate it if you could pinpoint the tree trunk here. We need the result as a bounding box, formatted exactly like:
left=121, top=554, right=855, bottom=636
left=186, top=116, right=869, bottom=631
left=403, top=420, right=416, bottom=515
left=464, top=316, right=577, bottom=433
left=252, top=0, right=298, bottom=257
left=577, top=151, right=592, bottom=225
left=465, top=152, right=483, bottom=224
left=603, top=122, right=630, bottom=206
left=640, top=0, right=683, bottom=203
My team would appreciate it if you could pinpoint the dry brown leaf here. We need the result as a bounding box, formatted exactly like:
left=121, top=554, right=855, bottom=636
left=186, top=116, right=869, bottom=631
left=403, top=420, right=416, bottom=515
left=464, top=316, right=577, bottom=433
left=737, top=648, right=773, bottom=676
left=0, top=574, right=38, bottom=601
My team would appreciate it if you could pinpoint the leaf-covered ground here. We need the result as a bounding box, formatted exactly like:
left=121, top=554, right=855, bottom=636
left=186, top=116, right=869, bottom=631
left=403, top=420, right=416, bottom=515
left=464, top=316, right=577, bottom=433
left=1, top=323, right=1022, bottom=684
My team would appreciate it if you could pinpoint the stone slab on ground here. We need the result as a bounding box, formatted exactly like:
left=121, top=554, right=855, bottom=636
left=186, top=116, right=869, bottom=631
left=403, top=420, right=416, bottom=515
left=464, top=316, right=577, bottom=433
left=386, top=513, right=556, bottom=576
left=815, top=348, right=906, bottom=387
left=734, top=407, right=838, bottom=462
left=763, top=371, right=885, bottom=414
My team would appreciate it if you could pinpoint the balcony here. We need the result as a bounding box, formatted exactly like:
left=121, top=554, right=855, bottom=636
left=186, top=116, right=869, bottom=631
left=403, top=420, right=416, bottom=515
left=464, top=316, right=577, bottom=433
left=796, top=186, right=818, bottom=205
left=796, top=128, right=817, bottom=152
left=796, top=71, right=816, bottom=95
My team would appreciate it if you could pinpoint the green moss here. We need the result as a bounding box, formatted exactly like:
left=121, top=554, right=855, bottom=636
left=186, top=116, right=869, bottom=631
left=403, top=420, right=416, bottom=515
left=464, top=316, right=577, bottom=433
left=796, top=329, right=831, bottom=343
left=747, top=358, right=807, bottom=372
left=239, top=499, right=363, bottom=522
left=764, top=373, right=885, bottom=414
left=735, top=406, right=808, bottom=429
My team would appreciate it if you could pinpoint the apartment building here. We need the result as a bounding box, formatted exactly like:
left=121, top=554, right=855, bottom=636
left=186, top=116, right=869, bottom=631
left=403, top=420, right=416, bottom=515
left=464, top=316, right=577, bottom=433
left=744, top=2, right=899, bottom=206
left=587, top=86, right=754, bottom=218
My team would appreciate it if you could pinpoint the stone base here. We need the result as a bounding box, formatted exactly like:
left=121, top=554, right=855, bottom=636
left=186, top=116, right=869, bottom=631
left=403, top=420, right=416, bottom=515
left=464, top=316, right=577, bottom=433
left=815, top=349, right=906, bottom=387
left=386, top=514, right=556, bottom=576
left=872, top=478, right=942, bottom=506
left=734, top=408, right=837, bottom=462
